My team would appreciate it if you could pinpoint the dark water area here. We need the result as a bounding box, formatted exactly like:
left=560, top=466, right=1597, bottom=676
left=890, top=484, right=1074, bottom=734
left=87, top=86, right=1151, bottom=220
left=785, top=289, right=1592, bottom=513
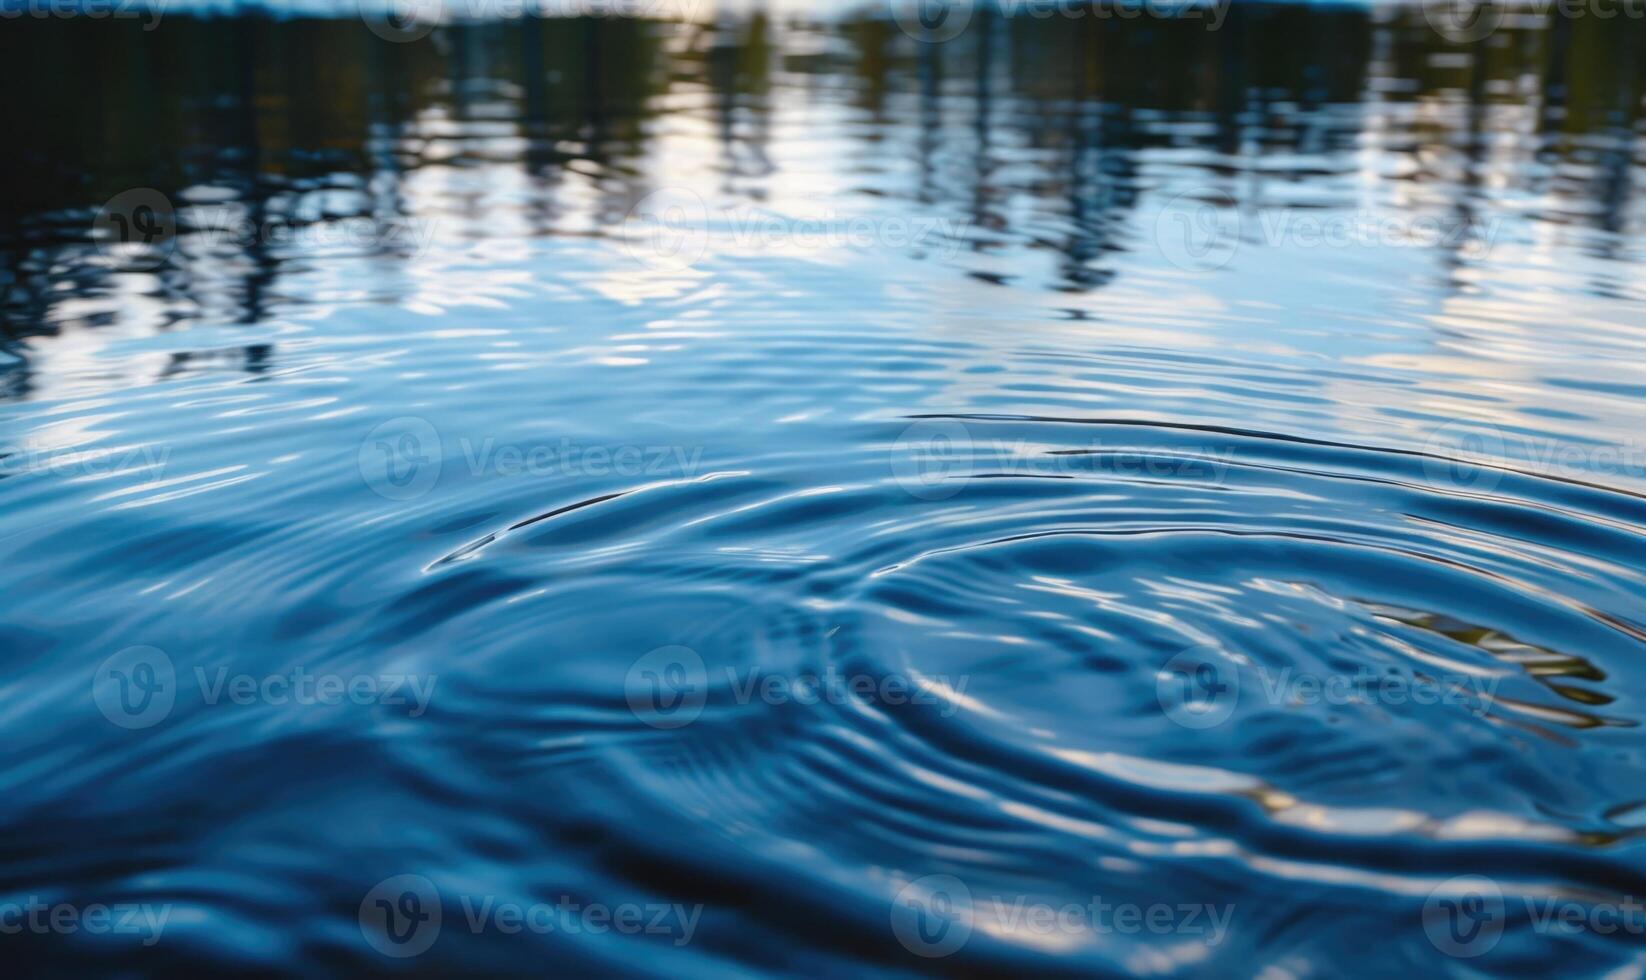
left=3, top=3, right=1646, bottom=976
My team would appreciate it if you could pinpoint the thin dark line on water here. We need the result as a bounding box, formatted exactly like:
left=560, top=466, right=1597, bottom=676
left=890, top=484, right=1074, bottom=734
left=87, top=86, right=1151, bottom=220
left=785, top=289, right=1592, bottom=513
left=425, top=471, right=748, bottom=570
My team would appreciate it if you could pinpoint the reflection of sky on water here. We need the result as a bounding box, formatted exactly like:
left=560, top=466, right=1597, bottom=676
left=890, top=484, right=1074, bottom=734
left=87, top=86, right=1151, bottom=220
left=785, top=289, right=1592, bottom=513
left=2, top=8, right=1646, bottom=977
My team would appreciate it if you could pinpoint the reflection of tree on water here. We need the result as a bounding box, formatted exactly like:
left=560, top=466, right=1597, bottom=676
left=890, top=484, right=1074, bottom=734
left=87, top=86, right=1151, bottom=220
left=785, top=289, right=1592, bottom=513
left=700, top=11, right=776, bottom=194
left=0, top=5, right=1641, bottom=394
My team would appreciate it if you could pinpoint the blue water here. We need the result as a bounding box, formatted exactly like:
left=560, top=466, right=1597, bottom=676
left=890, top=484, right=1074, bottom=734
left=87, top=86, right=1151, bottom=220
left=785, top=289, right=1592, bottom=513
left=3, top=4, right=1646, bottom=976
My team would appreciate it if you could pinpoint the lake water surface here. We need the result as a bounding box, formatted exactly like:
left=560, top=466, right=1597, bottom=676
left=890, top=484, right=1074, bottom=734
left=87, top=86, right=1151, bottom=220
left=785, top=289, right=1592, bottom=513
left=3, top=3, right=1646, bottom=975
